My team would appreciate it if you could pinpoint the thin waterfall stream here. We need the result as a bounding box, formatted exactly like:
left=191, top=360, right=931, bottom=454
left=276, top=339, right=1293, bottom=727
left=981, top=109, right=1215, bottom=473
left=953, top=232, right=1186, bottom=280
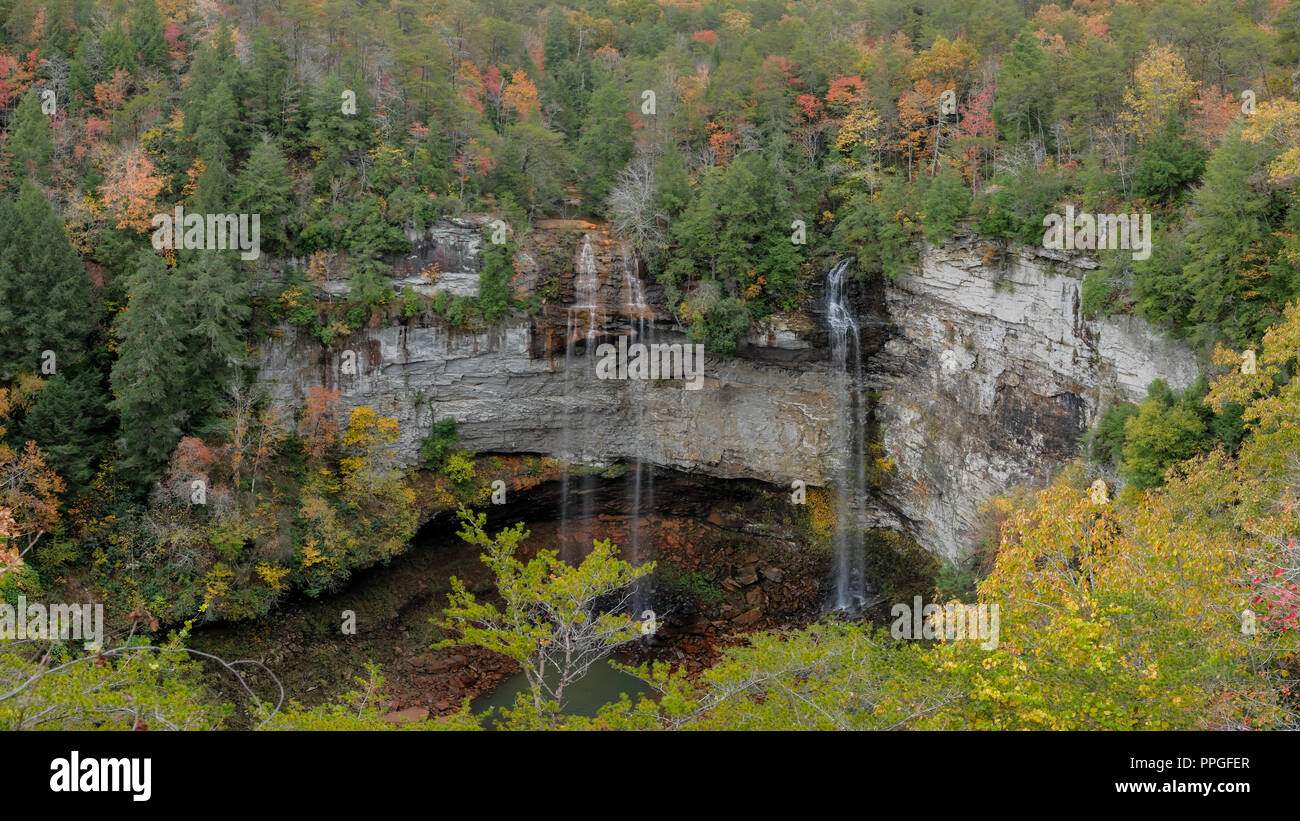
left=558, top=235, right=606, bottom=564
left=826, top=259, right=870, bottom=611
left=621, top=241, right=654, bottom=612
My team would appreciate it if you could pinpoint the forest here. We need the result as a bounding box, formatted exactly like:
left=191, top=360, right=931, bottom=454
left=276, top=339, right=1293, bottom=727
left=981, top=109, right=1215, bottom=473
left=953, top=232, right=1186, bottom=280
left=1, top=0, right=1299, bottom=732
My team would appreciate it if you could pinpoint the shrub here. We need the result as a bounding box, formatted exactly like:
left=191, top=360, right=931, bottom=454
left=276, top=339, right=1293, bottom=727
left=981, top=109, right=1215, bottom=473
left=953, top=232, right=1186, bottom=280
left=445, top=452, right=476, bottom=485
left=420, top=418, right=460, bottom=471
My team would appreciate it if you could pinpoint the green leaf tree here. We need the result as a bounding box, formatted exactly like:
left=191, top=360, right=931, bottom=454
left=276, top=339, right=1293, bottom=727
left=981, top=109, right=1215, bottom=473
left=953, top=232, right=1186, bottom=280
left=433, top=507, right=654, bottom=729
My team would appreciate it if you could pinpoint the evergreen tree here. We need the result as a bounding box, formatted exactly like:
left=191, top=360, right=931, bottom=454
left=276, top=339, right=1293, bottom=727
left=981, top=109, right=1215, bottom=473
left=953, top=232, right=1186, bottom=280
left=477, top=241, right=515, bottom=323
left=235, top=138, right=295, bottom=255
left=246, top=27, right=295, bottom=136
left=101, top=23, right=136, bottom=74
left=663, top=152, right=802, bottom=333
left=576, top=79, right=634, bottom=210
left=1181, top=129, right=1289, bottom=345
left=19, top=365, right=111, bottom=491
left=654, top=148, right=692, bottom=217
left=342, top=193, right=410, bottom=257
left=918, top=166, right=972, bottom=242
left=0, top=183, right=95, bottom=379
left=110, top=248, right=250, bottom=485
left=110, top=250, right=190, bottom=483
left=540, top=9, right=587, bottom=138
left=1132, top=115, right=1207, bottom=204
left=993, top=29, right=1053, bottom=144
left=128, top=0, right=166, bottom=67
left=195, top=79, right=241, bottom=169
left=1278, top=0, right=1300, bottom=67
left=182, top=24, right=247, bottom=168
left=179, top=252, right=249, bottom=419
left=491, top=122, right=573, bottom=215
left=306, top=75, right=373, bottom=192
left=4, top=90, right=54, bottom=186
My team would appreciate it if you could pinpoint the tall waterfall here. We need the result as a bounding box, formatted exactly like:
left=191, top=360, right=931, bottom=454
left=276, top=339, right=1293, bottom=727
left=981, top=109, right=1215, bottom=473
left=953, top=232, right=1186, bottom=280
left=621, top=243, right=653, bottom=611
left=826, top=259, right=869, bottom=611
left=558, top=236, right=603, bottom=562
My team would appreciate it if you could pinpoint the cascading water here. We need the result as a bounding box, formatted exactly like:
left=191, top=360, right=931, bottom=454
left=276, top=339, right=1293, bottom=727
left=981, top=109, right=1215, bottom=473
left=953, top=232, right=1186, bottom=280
left=825, top=259, right=870, bottom=611
left=621, top=242, right=654, bottom=612
left=558, top=236, right=603, bottom=563
left=622, top=243, right=650, bottom=318
left=574, top=236, right=600, bottom=347
left=555, top=238, right=656, bottom=614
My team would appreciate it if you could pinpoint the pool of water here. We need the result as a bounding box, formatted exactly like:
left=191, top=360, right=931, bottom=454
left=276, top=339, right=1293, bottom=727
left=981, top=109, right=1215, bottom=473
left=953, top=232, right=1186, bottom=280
left=471, top=661, right=651, bottom=726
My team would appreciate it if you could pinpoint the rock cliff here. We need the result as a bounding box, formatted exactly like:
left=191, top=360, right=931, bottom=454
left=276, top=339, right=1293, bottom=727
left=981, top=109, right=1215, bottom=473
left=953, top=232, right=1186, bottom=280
left=253, top=220, right=1199, bottom=559
left=872, top=233, right=1200, bottom=557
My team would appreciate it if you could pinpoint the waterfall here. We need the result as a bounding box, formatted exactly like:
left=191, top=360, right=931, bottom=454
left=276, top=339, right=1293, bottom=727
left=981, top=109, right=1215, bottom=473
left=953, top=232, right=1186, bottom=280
left=622, top=243, right=651, bottom=319
left=826, top=259, right=870, bottom=611
left=574, top=236, right=600, bottom=346
left=558, top=236, right=603, bottom=563
left=558, top=306, right=576, bottom=562
left=576, top=238, right=600, bottom=548
left=556, top=238, right=656, bottom=613
left=621, top=243, right=654, bottom=611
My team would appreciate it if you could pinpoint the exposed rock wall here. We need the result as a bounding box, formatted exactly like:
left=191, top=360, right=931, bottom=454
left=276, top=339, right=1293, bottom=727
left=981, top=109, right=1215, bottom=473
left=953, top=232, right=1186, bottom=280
left=256, top=318, right=840, bottom=484
left=253, top=221, right=1199, bottom=560
left=871, top=234, right=1200, bottom=557
left=257, top=218, right=843, bottom=488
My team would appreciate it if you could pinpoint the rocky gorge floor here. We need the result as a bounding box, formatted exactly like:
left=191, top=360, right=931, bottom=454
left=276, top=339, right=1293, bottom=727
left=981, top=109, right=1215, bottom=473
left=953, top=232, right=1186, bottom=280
left=187, top=470, right=832, bottom=726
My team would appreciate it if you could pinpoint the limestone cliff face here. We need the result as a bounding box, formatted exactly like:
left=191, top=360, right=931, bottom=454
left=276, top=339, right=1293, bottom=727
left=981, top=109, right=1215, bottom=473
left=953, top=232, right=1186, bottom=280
left=872, top=234, right=1200, bottom=558
left=253, top=220, right=1199, bottom=559
left=257, top=218, right=841, bottom=488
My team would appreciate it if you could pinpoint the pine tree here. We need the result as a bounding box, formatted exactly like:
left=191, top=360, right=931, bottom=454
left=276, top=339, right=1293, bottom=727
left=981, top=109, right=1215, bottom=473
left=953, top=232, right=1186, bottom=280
left=541, top=9, right=587, bottom=138
left=128, top=0, right=167, bottom=68
left=110, top=250, right=190, bottom=483
left=654, top=148, right=692, bottom=216
left=477, top=241, right=515, bottom=323
left=19, top=366, right=111, bottom=491
left=4, top=90, right=54, bottom=186
left=993, top=30, right=1053, bottom=145
left=918, top=166, right=972, bottom=242
left=1132, top=115, right=1208, bottom=204
left=1278, top=1, right=1300, bottom=67
left=246, top=27, right=294, bottom=135
left=1182, top=129, right=1286, bottom=345
left=110, top=248, right=250, bottom=485
left=101, top=23, right=136, bottom=74
left=195, top=79, right=240, bottom=169
left=576, top=78, right=634, bottom=209
left=182, top=23, right=247, bottom=168
left=179, top=252, right=250, bottom=418
left=0, top=182, right=95, bottom=379
left=663, top=151, right=802, bottom=343
left=306, top=75, right=373, bottom=192
left=235, top=138, right=295, bottom=255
